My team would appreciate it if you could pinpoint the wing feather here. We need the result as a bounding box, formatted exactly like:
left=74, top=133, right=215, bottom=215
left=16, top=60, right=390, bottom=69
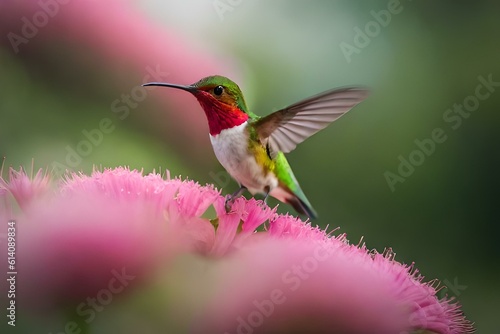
left=254, top=87, right=369, bottom=157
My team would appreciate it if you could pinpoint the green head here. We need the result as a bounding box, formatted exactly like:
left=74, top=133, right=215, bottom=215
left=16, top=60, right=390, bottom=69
left=143, top=75, right=256, bottom=135
left=191, top=75, right=250, bottom=114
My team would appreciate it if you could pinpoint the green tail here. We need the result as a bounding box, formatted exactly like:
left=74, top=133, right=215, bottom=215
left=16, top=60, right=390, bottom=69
left=274, top=152, right=318, bottom=219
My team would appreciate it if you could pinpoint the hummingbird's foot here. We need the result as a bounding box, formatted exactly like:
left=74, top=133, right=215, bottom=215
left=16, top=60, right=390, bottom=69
left=263, top=186, right=270, bottom=204
left=224, top=195, right=234, bottom=212
left=225, top=186, right=247, bottom=212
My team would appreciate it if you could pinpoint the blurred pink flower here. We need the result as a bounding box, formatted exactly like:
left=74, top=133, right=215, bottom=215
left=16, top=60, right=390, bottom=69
left=194, top=239, right=408, bottom=334
left=1, top=166, right=474, bottom=333
left=0, top=0, right=240, bottom=164
left=59, top=167, right=267, bottom=255
left=194, top=217, right=474, bottom=334
left=18, top=194, right=167, bottom=309
left=0, top=165, right=50, bottom=210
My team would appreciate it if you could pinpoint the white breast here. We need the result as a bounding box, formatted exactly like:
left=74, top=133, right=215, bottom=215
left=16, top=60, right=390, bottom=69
left=209, top=122, right=278, bottom=195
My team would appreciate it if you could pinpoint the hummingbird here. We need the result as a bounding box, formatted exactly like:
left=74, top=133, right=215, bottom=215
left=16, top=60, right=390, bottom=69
left=143, top=76, right=368, bottom=219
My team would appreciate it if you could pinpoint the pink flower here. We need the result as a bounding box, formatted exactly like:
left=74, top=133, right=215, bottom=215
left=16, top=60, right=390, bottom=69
left=17, top=194, right=167, bottom=309
left=194, top=216, right=474, bottom=334
left=193, top=239, right=408, bottom=334
left=60, top=167, right=251, bottom=255
left=3, top=166, right=473, bottom=333
left=0, top=0, right=240, bottom=162
left=210, top=196, right=274, bottom=256
left=0, top=165, right=50, bottom=211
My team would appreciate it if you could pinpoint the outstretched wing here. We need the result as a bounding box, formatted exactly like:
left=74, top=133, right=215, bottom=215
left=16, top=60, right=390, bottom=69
left=254, top=87, right=369, bottom=158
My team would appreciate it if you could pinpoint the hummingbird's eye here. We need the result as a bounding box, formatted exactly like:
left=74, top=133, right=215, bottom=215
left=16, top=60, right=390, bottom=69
left=213, top=85, right=224, bottom=96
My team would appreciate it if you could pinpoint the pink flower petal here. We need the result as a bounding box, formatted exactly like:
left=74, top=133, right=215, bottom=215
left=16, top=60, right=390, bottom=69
left=194, top=239, right=409, bottom=334
left=17, top=194, right=169, bottom=310
left=210, top=197, right=244, bottom=256
left=0, top=166, right=50, bottom=210
left=240, top=198, right=274, bottom=234
left=176, top=180, right=220, bottom=217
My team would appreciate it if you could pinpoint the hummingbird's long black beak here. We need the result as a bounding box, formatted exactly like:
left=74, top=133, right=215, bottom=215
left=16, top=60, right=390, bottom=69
left=142, top=82, right=197, bottom=93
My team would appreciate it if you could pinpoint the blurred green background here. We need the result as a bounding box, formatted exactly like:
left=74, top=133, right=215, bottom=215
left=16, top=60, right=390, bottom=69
left=1, top=0, right=498, bottom=332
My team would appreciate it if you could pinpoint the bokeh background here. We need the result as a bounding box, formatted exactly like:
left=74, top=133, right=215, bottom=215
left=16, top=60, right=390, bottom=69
left=1, top=0, right=498, bottom=332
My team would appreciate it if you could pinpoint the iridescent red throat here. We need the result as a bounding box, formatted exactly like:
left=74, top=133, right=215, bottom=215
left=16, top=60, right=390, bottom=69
left=194, top=91, right=249, bottom=136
